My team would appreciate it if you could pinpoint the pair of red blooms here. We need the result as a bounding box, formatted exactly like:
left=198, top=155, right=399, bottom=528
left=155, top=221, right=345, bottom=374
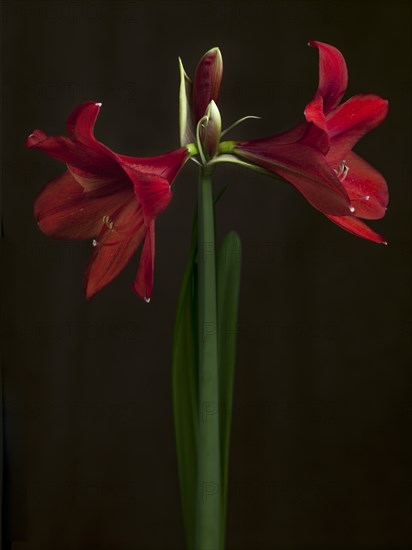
left=27, top=41, right=389, bottom=301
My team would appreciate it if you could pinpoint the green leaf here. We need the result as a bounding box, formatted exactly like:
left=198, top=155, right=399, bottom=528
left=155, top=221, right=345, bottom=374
left=171, top=213, right=198, bottom=549
left=217, top=231, right=242, bottom=548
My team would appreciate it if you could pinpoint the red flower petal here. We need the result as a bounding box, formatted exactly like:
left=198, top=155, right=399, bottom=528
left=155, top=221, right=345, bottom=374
left=131, top=171, right=172, bottom=221
left=66, top=101, right=100, bottom=145
left=83, top=196, right=146, bottom=298
left=26, top=129, right=122, bottom=180
left=303, top=95, right=330, bottom=154
left=326, top=95, right=389, bottom=159
left=66, top=101, right=124, bottom=161
left=118, top=148, right=189, bottom=219
left=193, top=47, right=223, bottom=123
left=118, top=147, right=189, bottom=188
left=34, top=171, right=135, bottom=240
left=309, top=41, right=348, bottom=113
left=235, top=140, right=351, bottom=215
left=329, top=152, right=388, bottom=220
left=326, top=214, right=387, bottom=244
left=133, top=220, right=155, bottom=301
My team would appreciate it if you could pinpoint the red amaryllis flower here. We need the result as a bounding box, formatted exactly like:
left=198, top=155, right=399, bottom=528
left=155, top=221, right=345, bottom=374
left=27, top=101, right=190, bottom=300
left=234, top=41, right=388, bottom=243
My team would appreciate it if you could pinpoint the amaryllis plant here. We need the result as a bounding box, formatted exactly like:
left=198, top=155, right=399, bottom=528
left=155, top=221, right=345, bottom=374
left=28, top=41, right=388, bottom=550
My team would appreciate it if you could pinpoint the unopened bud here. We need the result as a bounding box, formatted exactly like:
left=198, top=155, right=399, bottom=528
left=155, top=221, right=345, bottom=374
left=198, top=100, right=222, bottom=160
left=193, top=47, right=223, bottom=123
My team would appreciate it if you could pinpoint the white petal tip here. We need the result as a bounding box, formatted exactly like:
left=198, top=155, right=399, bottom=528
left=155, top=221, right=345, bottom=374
left=144, top=297, right=151, bottom=303
left=95, top=102, right=102, bottom=107
left=382, top=241, right=388, bottom=246
left=349, top=206, right=356, bottom=213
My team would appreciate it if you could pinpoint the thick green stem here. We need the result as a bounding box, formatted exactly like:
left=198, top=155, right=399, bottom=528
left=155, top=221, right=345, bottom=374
left=196, top=166, right=221, bottom=550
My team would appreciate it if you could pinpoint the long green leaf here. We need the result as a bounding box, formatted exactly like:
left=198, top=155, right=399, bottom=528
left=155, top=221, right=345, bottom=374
left=172, top=215, right=198, bottom=550
left=217, top=231, right=242, bottom=548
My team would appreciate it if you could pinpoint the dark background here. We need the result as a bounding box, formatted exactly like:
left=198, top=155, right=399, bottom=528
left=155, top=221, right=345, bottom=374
left=1, top=1, right=411, bottom=549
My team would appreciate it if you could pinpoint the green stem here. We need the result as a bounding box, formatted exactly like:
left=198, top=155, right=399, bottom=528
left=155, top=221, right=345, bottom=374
left=217, top=140, right=236, bottom=154
left=196, top=166, right=221, bottom=550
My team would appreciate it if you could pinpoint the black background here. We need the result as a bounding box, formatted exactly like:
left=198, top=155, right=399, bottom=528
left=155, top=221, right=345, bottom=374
left=1, top=1, right=411, bottom=549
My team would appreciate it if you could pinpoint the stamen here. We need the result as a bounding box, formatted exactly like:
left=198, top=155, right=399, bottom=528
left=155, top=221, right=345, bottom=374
left=333, top=160, right=349, bottom=182
left=103, top=215, right=114, bottom=230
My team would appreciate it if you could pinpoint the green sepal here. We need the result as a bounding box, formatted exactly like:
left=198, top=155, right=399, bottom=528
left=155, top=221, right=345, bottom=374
left=179, top=57, right=196, bottom=147
left=211, top=152, right=286, bottom=183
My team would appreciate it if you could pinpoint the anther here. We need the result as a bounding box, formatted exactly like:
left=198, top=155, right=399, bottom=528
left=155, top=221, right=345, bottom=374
left=103, top=215, right=114, bottom=230
left=333, top=160, right=350, bottom=182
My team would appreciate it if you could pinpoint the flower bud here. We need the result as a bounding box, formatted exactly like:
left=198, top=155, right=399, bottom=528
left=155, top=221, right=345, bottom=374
left=193, top=47, right=223, bottom=123
left=198, top=100, right=222, bottom=160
